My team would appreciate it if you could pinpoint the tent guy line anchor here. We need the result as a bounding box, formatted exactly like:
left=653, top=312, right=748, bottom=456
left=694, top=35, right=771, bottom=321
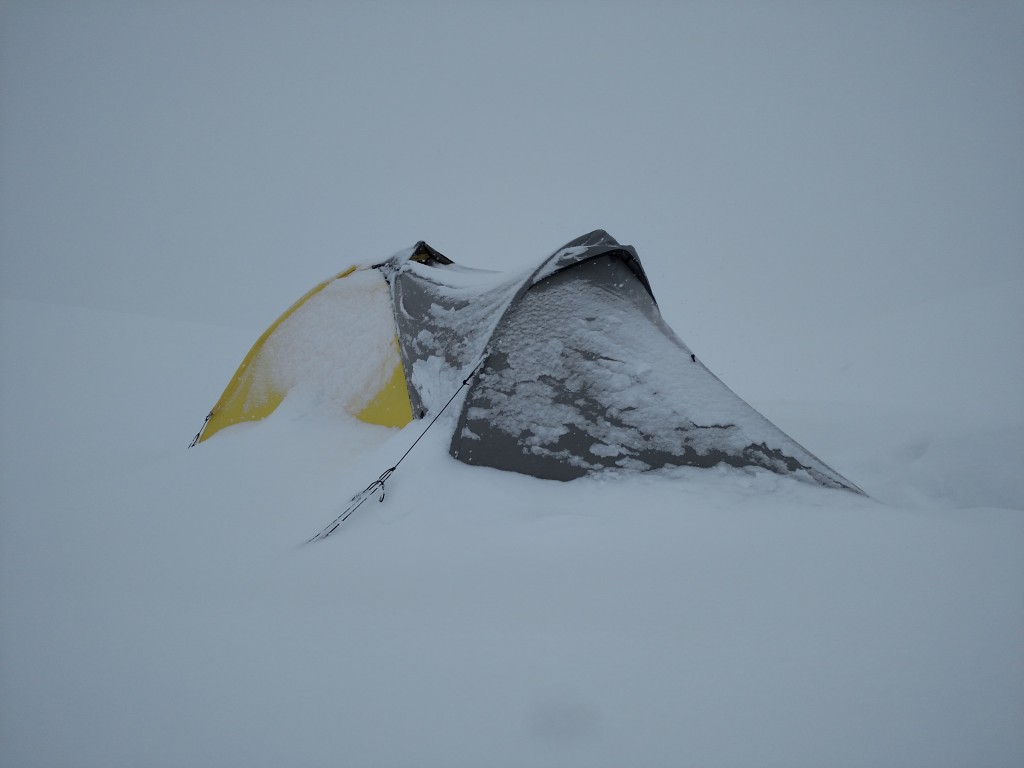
left=189, top=411, right=213, bottom=448
left=305, top=359, right=485, bottom=543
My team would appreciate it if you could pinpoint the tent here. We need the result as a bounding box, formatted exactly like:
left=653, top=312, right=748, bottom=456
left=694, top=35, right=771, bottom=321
left=193, top=231, right=862, bottom=493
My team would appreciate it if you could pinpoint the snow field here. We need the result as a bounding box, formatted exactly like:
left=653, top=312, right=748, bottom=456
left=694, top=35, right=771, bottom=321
left=1, top=296, right=1022, bottom=767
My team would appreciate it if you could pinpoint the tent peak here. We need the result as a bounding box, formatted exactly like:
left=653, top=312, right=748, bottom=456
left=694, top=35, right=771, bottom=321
left=378, top=241, right=454, bottom=270
left=408, top=241, right=454, bottom=266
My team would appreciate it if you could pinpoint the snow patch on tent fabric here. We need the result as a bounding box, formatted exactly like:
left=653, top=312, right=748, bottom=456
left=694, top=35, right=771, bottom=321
left=391, top=262, right=527, bottom=414
left=456, top=254, right=856, bottom=489
left=256, top=269, right=398, bottom=417
left=531, top=245, right=589, bottom=284
left=589, top=442, right=625, bottom=458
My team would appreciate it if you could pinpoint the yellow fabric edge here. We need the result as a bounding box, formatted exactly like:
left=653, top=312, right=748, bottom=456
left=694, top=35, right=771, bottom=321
left=199, top=266, right=360, bottom=442
left=354, top=353, right=414, bottom=428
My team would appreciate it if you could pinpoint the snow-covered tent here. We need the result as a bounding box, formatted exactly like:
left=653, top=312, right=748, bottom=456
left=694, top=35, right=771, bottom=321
left=194, top=231, right=861, bottom=493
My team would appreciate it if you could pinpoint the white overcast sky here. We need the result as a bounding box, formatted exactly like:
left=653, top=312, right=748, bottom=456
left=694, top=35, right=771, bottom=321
left=2, top=1, right=1022, bottom=410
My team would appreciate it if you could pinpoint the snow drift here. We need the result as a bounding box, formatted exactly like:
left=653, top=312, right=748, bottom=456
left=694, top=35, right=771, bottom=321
left=1, top=293, right=1022, bottom=768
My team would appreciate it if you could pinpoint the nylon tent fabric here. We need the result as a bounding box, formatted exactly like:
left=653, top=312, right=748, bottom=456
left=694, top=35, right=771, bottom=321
left=385, top=256, right=525, bottom=418
left=430, top=231, right=860, bottom=492
left=194, top=265, right=412, bottom=444
left=448, top=240, right=858, bottom=491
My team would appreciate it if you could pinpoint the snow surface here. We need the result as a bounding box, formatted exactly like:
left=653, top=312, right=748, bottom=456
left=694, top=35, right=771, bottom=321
left=1, top=290, right=1022, bottom=768
left=2, top=2, right=1023, bottom=766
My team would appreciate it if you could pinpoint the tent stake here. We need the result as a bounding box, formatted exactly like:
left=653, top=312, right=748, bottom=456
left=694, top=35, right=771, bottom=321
left=188, top=411, right=213, bottom=448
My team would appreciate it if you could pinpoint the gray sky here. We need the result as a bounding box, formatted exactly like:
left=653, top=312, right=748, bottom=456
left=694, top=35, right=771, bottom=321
left=2, top=0, right=1022, bottom=411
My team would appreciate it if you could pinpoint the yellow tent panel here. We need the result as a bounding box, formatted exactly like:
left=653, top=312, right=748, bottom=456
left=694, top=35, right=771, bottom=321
left=197, top=266, right=413, bottom=443
left=355, top=358, right=414, bottom=427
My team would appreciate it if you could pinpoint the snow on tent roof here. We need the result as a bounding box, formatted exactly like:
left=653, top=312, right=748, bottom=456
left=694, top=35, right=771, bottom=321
left=195, top=230, right=862, bottom=494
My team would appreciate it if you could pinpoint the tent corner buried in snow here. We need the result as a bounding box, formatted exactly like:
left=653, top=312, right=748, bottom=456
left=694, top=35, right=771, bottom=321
left=192, top=230, right=863, bottom=494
